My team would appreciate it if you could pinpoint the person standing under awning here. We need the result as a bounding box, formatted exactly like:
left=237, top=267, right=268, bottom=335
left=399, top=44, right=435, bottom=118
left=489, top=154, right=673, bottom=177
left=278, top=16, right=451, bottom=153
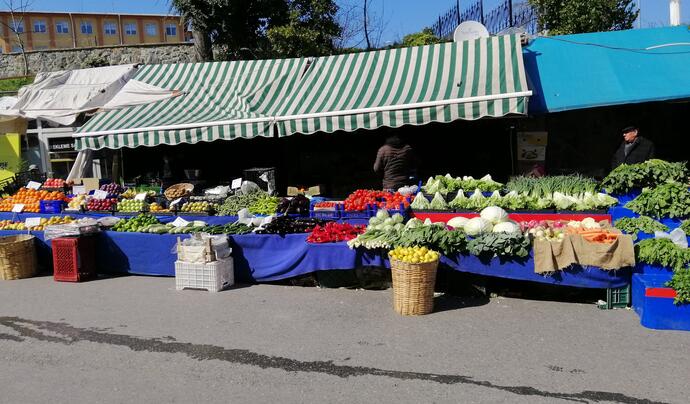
left=373, top=134, right=418, bottom=191
left=611, top=126, right=655, bottom=169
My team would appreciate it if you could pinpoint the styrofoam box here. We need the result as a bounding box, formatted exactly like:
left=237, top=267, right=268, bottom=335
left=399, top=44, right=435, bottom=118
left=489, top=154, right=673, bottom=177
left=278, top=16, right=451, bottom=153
left=175, top=257, right=234, bottom=292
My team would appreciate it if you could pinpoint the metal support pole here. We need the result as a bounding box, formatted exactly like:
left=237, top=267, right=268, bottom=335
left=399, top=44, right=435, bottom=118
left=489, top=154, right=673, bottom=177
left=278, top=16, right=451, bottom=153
left=457, top=0, right=461, bottom=24
left=508, top=0, right=514, bottom=27
left=479, top=0, right=485, bottom=25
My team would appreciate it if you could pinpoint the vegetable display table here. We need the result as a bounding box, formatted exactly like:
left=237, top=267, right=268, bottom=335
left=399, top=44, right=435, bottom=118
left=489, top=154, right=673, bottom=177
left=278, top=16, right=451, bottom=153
left=412, top=212, right=613, bottom=224
left=0, top=229, right=630, bottom=288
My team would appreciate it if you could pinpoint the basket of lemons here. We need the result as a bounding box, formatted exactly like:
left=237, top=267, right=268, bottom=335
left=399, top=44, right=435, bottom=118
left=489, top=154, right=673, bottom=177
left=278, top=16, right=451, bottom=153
left=388, top=246, right=440, bottom=316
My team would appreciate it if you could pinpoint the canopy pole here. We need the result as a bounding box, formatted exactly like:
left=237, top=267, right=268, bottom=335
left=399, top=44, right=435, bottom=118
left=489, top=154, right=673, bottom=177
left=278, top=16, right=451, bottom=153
left=73, top=90, right=532, bottom=138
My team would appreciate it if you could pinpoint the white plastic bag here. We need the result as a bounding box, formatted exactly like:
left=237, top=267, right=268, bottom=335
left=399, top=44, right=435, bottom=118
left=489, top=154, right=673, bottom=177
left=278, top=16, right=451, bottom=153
left=654, top=228, right=688, bottom=249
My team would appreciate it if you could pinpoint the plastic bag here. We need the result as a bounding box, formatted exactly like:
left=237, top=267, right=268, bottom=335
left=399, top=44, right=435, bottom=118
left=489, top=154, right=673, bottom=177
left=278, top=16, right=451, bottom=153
left=654, top=228, right=688, bottom=249
left=176, top=233, right=232, bottom=262
left=239, top=181, right=261, bottom=195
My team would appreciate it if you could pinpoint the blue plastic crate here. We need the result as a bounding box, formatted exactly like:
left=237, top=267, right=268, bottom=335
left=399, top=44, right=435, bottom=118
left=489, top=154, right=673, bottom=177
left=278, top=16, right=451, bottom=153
left=341, top=204, right=374, bottom=219
left=309, top=208, right=341, bottom=220
left=39, top=200, right=64, bottom=214
left=632, top=273, right=690, bottom=331
left=633, top=262, right=674, bottom=276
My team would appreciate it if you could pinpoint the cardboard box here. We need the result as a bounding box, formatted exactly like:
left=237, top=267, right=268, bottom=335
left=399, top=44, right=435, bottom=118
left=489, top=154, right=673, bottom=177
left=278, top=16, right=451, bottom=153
left=287, top=185, right=321, bottom=196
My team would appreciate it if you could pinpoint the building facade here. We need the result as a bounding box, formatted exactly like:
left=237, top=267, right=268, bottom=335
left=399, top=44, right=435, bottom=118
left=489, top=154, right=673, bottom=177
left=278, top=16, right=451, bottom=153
left=0, top=11, right=190, bottom=53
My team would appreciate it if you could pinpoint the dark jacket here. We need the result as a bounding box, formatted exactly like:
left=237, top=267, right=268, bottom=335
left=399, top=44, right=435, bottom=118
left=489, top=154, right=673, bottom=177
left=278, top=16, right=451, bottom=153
left=611, top=136, right=655, bottom=169
left=374, top=143, right=416, bottom=190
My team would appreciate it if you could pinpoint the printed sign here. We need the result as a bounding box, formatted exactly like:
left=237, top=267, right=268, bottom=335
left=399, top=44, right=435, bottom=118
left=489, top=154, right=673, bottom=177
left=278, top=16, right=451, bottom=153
left=170, top=198, right=182, bottom=206
left=171, top=217, right=189, bottom=228
left=72, top=185, right=86, bottom=195
left=93, top=190, right=108, bottom=200
left=26, top=181, right=42, bottom=190
left=25, top=217, right=41, bottom=228
left=134, top=193, right=147, bottom=201
left=12, top=204, right=24, bottom=213
left=231, top=178, right=242, bottom=189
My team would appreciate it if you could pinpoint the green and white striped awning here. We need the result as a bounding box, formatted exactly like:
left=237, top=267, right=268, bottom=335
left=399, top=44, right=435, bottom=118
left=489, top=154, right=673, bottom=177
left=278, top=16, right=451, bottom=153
left=75, top=58, right=310, bottom=150
left=75, top=34, right=529, bottom=150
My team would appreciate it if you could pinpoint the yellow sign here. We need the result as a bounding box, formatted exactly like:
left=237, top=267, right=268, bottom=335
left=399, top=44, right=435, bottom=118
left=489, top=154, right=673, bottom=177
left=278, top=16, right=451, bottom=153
left=0, top=133, right=21, bottom=181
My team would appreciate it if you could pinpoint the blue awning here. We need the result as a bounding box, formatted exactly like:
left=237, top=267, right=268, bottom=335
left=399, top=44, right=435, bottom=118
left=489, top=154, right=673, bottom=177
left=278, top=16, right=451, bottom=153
left=524, top=26, right=690, bottom=114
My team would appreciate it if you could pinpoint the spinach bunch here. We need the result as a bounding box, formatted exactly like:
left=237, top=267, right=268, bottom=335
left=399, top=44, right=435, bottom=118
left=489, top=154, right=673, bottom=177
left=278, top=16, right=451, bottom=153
left=467, top=233, right=531, bottom=259
left=396, top=224, right=468, bottom=256
left=601, top=159, right=688, bottom=194
left=625, top=182, right=690, bottom=218
left=667, top=268, right=690, bottom=305
left=636, top=238, right=690, bottom=272
left=613, top=216, right=669, bottom=240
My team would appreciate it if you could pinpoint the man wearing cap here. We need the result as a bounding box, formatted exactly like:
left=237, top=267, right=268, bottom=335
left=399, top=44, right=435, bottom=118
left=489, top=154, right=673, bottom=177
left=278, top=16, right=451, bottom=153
left=611, top=126, right=655, bottom=169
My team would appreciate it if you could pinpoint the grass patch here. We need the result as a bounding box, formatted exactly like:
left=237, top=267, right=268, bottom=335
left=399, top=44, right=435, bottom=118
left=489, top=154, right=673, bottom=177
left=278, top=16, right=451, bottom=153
left=0, top=76, right=34, bottom=92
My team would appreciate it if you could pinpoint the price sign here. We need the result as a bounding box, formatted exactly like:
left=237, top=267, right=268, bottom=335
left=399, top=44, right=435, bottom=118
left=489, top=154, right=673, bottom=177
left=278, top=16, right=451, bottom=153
left=72, top=185, right=86, bottom=195
left=12, top=204, right=24, bottom=213
left=231, top=178, right=242, bottom=189
left=26, top=181, right=42, bottom=190
left=93, top=190, right=108, bottom=200
left=25, top=217, right=41, bottom=228
left=134, top=193, right=147, bottom=201
left=171, top=217, right=189, bottom=228
left=170, top=198, right=182, bottom=206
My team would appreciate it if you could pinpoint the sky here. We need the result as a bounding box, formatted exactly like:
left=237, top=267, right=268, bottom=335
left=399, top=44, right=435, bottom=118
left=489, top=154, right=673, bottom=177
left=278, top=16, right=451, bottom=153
left=7, top=0, right=690, bottom=46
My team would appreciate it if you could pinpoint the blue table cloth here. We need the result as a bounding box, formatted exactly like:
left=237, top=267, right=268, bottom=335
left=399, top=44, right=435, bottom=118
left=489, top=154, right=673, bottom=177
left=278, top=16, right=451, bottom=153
left=0, top=229, right=630, bottom=287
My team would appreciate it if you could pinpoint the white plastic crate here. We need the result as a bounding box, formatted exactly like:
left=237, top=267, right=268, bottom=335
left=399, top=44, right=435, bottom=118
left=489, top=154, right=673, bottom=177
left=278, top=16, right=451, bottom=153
left=174, top=257, right=234, bottom=292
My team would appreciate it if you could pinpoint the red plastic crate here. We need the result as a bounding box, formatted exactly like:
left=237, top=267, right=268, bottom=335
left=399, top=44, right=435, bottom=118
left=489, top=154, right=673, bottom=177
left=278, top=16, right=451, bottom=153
left=51, top=236, right=96, bottom=282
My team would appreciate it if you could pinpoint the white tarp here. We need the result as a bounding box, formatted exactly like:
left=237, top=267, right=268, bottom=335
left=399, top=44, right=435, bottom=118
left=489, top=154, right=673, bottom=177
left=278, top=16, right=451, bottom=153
left=0, top=96, right=18, bottom=111
left=1, top=64, right=176, bottom=126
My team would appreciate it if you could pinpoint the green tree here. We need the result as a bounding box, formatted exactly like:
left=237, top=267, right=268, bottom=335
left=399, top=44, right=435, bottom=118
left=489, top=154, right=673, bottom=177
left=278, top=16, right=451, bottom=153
left=267, top=0, right=341, bottom=57
left=529, top=0, right=639, bottom=35
left=401, top=28, right=441, bottom=47
left=170, top=0, right=340, bottom=60
left=170, top=0, right=288, bottom=61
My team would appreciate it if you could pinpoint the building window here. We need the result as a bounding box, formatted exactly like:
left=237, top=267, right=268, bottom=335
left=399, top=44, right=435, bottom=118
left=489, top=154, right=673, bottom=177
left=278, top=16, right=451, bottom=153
left=145, top=23, right=157, bottom=36
left=124, top=23, right=137, bottom=36
left=81, top=21, right=93, bottom=34
left=12, top=45, right=22, bottom=53
left=165, top=24, right=177, bottom=36
left=11, top=20, right=24, bottom=33
left=33, top=20, right=46, bottom=33
left=56, top=21, right=70, bottom=34
left=104, top=22, right=117, bottom=36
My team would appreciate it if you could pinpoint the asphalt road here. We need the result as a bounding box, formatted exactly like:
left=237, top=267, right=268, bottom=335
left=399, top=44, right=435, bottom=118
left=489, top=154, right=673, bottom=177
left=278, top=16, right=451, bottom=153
left=1, top=275, right=688, bottom=404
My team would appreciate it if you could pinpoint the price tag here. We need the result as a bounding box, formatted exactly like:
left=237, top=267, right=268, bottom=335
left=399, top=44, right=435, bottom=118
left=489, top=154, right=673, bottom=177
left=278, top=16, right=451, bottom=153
left=25, top=217, right=41, bottom=228
left=170, top=198, right=182, bottom=206
left=134, top=193, right=147, bottom=201
left=12, top=204, right=24, bottom=213
left=231, top=178, right=242, bottom=189
left=93, top=190, right=108, bottom=200
left=27, top=181, right=42, bottom=190
left=72, top=185, right=86, bottom=195
left=171, top=217, right=189, bottom=228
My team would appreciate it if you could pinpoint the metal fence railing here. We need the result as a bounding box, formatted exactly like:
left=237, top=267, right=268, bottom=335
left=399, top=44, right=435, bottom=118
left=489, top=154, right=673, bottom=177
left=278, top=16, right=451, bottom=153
left=431, top=0, right=537, bottom=39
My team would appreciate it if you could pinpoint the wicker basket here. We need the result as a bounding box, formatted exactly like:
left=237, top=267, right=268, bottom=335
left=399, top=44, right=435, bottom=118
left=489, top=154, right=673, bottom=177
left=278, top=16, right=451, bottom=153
left=390, top=257, right=439, bottom=316
left=0, top=234, right=38, bottom=280
left=164, top=183, right=194, bottom=200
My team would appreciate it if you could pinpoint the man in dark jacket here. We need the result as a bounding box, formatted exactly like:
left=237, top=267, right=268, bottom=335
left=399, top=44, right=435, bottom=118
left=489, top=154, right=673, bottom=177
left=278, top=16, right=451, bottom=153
left=374, top=135, right=417, bottom=190
left=611, top=126, right=655, bottom=169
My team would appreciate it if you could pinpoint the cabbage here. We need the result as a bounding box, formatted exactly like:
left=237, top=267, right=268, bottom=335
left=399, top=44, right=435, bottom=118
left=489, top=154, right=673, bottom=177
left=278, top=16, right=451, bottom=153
left=480, top=206, right=508, bottom=224
left=464, top=217, right=493, bottom=236
left=430, top=192, right=448, bottom=210
left=376, top=209, right=389, bottom=220
left=447, top=216, right=469, bottom=229
left=410, top=193, right=431, bottom=209
left=493, top=221, right=520, bottom=233
left=449, top=190, right=467, bottom=209
left=391, top=213, right=404, bottom=224
left=405, top=218, right=423, bottom=229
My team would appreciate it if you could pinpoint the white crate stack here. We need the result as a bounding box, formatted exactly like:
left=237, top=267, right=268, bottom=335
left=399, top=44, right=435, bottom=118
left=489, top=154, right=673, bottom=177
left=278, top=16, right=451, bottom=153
left=174, top=236, right=234, bottom=292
